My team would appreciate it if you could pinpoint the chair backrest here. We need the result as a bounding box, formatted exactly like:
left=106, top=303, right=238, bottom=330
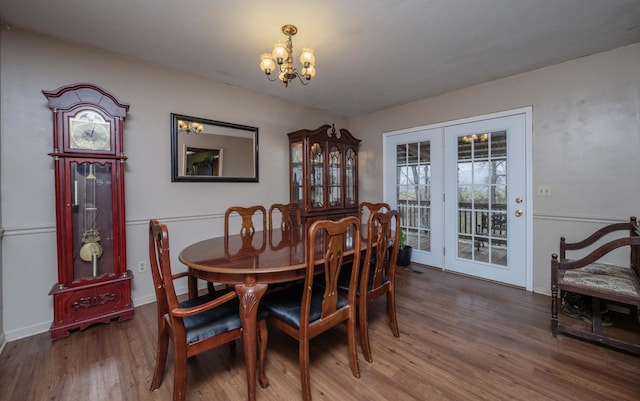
left=268, top=202, right=302, bottom=232
left=359, top=202, right=391, bottom=225
left=224, top=205, right=267, bottom=238
left=361, top=210, right=400, bottom=294
left=148, top=219, right=180, bottom=318
left=305, top=216, right=361, bottom=327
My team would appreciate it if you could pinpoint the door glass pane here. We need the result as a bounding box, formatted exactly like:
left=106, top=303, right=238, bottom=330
left=396, top=141, right=431, bottom=252
left=456, top=131, right=507, bottom=266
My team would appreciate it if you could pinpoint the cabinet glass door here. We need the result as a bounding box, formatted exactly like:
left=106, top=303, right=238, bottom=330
left=328, top=144, right=342, bottom=207
left=345, top=147, right=357, bottom=207
left=310, top=142, right=324, bottom=209
left=70, top=161, right=114, bottom=281
left=290, top=142, right=303, bottom=206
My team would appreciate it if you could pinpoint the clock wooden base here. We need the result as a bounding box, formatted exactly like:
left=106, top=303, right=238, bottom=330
left=49, top=272, right=134, bottom=340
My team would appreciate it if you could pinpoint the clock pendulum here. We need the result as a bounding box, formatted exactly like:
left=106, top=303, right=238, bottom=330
left=78, top=163, right=103, bottom=276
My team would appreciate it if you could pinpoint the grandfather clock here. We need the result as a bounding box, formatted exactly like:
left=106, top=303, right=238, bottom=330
left=43, top=83, right=134, bottom=340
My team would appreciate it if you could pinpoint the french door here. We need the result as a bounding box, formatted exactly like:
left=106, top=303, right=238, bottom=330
left=384, top=108, right=531, bottom=288
left=384, top=128, right=443, bottom=267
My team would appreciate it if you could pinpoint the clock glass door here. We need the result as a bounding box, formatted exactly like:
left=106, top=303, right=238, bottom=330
left=71, top=161, right=114, bottom=281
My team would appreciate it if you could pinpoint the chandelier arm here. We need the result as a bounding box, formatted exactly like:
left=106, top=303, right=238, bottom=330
left=293, top=71, right=310, bottom=85
left=265, top=73, right=279, bottom=82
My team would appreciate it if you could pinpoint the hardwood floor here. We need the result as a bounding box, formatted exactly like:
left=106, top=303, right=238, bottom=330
left=1, top=265, right=638, bottom=401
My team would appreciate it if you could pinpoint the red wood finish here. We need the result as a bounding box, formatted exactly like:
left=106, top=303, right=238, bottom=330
left=178, top=227, right=365, bottom=401
left=288, top=124, right=361, bottom=226
left=44, top=83, right=133, bottom=340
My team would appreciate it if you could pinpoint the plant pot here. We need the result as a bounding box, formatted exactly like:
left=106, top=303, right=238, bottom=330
left=396, top=246, right=412, bottom=266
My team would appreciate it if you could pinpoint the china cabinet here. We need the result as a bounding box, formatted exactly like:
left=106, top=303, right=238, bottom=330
left=43, top=83, right=134, bottom=340
left=288, top=124, right=360, bottom=226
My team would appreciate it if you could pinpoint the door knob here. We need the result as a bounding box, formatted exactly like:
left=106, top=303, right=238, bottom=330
left=515, top=210, right=523, bottom=217
left=515, top=197, right=523, bottom=204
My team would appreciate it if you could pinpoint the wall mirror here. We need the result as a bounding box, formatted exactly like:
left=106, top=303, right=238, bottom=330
left=171, top=113, right=259, bottom=182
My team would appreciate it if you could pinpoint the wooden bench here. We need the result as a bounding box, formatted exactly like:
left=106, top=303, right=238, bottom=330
left=551, top=216, right=640, bottom=355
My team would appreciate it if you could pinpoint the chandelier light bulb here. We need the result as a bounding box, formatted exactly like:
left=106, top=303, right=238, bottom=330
left=259, top=53, right=275, bottom=74
left=272, top=41, right=288, bottom=64
left=299, top=48, right=315, bottom=67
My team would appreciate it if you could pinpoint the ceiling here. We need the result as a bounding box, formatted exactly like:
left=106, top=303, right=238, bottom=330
left=1, top=0, right=639, bottom=117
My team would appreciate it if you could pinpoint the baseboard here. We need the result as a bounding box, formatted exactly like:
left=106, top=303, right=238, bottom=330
left=0, top=331, right=6, bottom=355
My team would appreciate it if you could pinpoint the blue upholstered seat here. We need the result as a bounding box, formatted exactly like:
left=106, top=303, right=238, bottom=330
left=335, top=261, right=388, bottom=297
left=180, top=291, right=269, bottom=345
left=261, top=284, right=348, bottom=329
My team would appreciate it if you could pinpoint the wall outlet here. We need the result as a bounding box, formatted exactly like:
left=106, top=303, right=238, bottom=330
left=537, top=185, right=551, bottom=197
left=137, top=261, right=147, bottom=273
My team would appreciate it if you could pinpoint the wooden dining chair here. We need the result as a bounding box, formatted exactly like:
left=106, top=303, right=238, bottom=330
left=148, top=219, right=269, bottom=401
left=337, top=209, right=400, bottom=363
left=224, top=205, right=267, bottom=238
left=268, top=202, right=302, bottom=232
left=358, top=201, right=391, bottom=226
left=260, top=217, right=362, bottom=401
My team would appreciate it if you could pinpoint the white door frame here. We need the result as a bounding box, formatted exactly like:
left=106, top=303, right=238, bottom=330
left=383, top=107, right=533, bottom=291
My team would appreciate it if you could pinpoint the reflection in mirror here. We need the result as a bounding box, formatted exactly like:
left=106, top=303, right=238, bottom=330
left=171, top=113, right=259, bottom=182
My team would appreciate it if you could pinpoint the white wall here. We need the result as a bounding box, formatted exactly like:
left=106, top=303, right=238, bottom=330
left=352, top=43, right=640, bottom=295
left=0, top=27, right=346, bottom=340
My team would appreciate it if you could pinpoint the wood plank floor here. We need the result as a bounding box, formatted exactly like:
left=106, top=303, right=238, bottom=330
left=1, top=265, right=639, bottom=401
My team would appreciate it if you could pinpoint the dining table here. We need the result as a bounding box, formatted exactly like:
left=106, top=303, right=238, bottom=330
left=178, top=225, right=365, bottom=401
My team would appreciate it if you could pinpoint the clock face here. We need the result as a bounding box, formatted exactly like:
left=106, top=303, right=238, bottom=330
left=69, top=111, right=111, bottom=151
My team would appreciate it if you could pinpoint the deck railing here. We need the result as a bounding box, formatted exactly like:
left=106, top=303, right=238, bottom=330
left=397, top=201, right=507, bottom=237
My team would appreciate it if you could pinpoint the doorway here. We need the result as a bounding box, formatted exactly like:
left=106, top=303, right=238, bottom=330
left=383, top=108, right=532, bottom=289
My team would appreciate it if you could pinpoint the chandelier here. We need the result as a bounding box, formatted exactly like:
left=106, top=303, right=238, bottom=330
left=178, top=120, right=204, bottom=134
left=259, top=24, right=316, bottom=87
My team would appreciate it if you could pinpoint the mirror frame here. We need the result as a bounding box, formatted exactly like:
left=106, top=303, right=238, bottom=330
left=170, top=113, right=259, bottom=182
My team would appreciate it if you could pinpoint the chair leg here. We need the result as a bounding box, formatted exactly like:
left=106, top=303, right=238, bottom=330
left=387, top=288, right=400, bottom=338
left=150, top=322, right=170, bottom=391
left=173, top=347, right=188, bottom=401
left=359, top=298, right=373, bottom=363
left=347, top=313, right=361, bottom=379
left=299, top=339, right=312, bottom=401
left=257, top=319, right=269, bottom=389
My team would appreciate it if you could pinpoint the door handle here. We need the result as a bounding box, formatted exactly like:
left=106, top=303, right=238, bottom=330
left=515, top=197, right=523, bottom=204
left=515, top=210, right=523, bottom=217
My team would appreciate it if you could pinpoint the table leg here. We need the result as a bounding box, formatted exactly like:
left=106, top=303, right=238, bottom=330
left=234, top=283, right=268, bottom=401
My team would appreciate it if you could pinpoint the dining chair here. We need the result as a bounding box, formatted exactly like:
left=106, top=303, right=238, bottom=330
left=260, top=216, right=362, bottom=401
left=224, top=205, right=267, bottom=238
left=148, top=219, right=269, bottom=401
left=358, top=201, right=391, bottom=226
left=337, top=209, right=400, bottom=363
left=268, top=202, right=302, bottom=232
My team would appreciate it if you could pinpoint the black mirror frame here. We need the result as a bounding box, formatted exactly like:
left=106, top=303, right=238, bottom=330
left=170, top=113, right=259, bottom=182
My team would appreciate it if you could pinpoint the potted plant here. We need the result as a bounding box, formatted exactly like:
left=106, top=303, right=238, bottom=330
left=396, top=229, right=412, bottom=266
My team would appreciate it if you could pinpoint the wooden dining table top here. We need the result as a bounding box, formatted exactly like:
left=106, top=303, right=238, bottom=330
left=179, top=226, right=365, bottom=279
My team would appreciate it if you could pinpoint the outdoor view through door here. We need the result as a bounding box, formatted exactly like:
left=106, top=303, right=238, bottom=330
left=456, top=131, right=507, bottom=266
left=396, top=141, right=432, bottom=253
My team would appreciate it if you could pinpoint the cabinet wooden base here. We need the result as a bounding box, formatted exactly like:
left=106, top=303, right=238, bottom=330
left=49, top=271, right=134, bottom=341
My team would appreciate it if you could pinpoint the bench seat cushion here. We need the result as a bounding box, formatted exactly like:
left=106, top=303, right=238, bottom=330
left=560, top=261, right=640, bottom=299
